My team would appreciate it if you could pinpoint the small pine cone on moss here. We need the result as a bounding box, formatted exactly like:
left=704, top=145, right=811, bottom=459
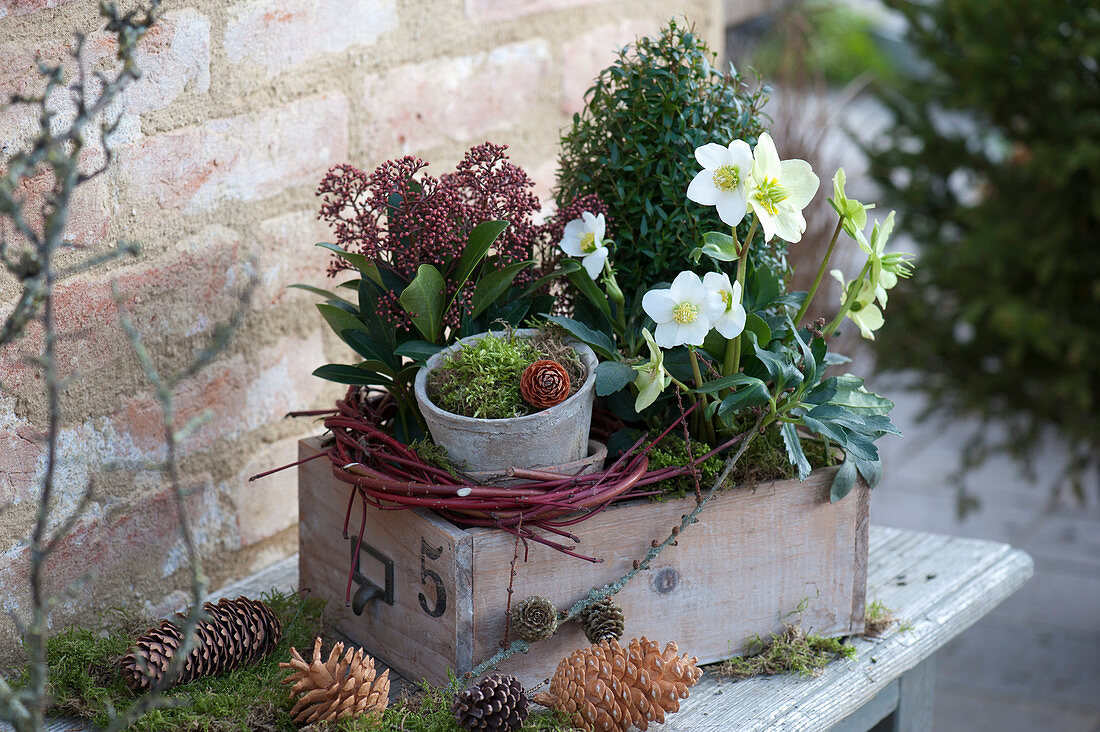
left=452, top=673, right=529, bottom=731
left=520, top=360, right=570, bottom=408
left=510, top=595, right=558, bottom=642
left=578, top=597, right=625, bottom=644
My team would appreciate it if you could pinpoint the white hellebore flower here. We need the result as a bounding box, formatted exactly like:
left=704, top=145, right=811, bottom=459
left=686, top=139, right=754, bottom=226
left=747, top=132, right=820, bottom=244
left=702, top=271, right=746, bottom=339
left=559, top=212, right=609, bottom=280
left=642, top=271, right=724, bottom=348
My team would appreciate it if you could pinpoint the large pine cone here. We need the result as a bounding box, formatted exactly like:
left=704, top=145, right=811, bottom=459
left=510, top=595, right=558, bottom=642
left=532, top=637, right=702, bottom=732
left=120, top=596, right=282, bottom=690
left=452, top=673, right=529, bottom=731
left=578, top=597, right=625, bottom=644
left=520, top=360, right=570, bottom=408
left=279, top=637, right=390, bottom=725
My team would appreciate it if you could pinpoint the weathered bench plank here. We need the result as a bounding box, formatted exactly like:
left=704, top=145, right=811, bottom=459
left=657, top=527, right=1032, bottom=730
left=6, top=527, right=1031, bottom=732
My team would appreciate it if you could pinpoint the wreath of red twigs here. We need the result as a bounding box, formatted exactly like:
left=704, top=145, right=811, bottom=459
left=258, top=385, right=749, bottom=606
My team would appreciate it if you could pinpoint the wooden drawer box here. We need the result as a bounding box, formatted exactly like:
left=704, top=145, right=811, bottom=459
left=298, top=437, right=868, bottom=688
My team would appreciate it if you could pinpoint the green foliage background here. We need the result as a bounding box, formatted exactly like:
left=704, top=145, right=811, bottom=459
left=555, top=18, right=773, bottom=301
left=868, top=0, right=1100, bottom=497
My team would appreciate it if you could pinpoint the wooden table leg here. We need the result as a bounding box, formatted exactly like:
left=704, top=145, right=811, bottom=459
left=887, top=656, right=936, bottom=732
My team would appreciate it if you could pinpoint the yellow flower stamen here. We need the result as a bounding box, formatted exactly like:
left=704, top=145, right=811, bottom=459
left=712, top=164, right=741, bottom=192
left=753, top=177, right=788, bottom=216
left=672, top=302, right=698, bottom=324
left=718, top=289, right=732, bottom=311
left=579, top=232, right=598, bottom=253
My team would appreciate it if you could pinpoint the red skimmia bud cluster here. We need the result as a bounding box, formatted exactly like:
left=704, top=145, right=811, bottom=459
left=317, top=142, right=542, bottom=330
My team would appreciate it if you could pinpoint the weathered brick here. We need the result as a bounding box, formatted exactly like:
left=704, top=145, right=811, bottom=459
left=114, top=9, right=212, bottom=134
left=529, top=158, right=559, bottom=206
left=363, top=42, right=551, bottom=153
left=0, top=10, right=210, bottom=151
left=0, top=10, right=210, bottom=250
left=465, top=0, right=607, bottom=23
left=108, top=330, right=330, bottom=462
left=0, top=0, right=76, bottom=18
left=0, top=480, right=222, bottom=610
left=0, top=225, right=246, bottom=399
left=560, top=19, right=658, bottom=115
left=224, top=0, right=396, bottom=77
left=0, top=398, right=42, bottom=509
left=233, top=436, right=303, bottom=547
left=253, top=210, right=333, bottom=307
left=0, top=159, right=110, bottom=249
left=113, top=93, right=349, bottom=213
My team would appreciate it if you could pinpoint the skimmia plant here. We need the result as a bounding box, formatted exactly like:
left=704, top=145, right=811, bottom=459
left=553, top=133, right=915, bottom=501
left=302, top=143, right=586, bottom=440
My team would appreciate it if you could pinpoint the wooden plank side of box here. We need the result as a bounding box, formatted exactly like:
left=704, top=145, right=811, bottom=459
left=468, top=468, right=869, bottom=686
left=298, top=438, right=473, bottom=686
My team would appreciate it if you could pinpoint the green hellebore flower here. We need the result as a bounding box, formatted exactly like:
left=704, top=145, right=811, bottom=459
left=828, top=167, right=874, bottom=240
left=632, top=327, right=671, bottom=412
left=830, top=270, right=884, bottom=340
left=856, top=211, right=915, bottom=309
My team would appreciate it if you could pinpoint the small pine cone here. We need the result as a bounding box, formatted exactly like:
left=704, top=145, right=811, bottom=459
left=452, top=673, right=529, bottom=731
left=279, top=637, right=390, bottom=725
left=120, top=596, right=282, bottom=690
left=520, top=360, right=570, bottom=408
left=532, top=637, right=702, bottom=732
left=577, top=597, right=625, bottom=645
left=510, top=595, right=558, bottom=642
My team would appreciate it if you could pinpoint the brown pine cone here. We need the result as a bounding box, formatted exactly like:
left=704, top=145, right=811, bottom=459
left=577, top=597, right=625, bottom=644
left=520, top=360, right=570, bottom=408
left=279, top=637, right=389, bottom=725
left=120, top=596, right=282, bottom=690
left=532, top=637, right=701, bottom=732
left=452, top=673, right=529, bottom=731
left=510, top=595, right=558, bottom=642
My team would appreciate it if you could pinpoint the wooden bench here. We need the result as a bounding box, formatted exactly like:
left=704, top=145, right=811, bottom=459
left=15, top=526, right=1031, bottom=731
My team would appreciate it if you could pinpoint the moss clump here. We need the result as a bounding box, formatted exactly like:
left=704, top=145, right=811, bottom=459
left=646, top=432, right=728, bottom=498
left=31, top=593, right=580, bottom=731
left=719, top=625, right=855, bottom=679
left=36, top=590, right=331, bottom=731
left=726, top=422, right=831, bottom=486
left=427, top=328, right=583, bottom=420
left=343, top=678, right=575, bottom=731
left=409, top=437, right=461, bottom=479
left=639, top=424, right=836, bottom=497
left=864, top=600, right=910, bottom=637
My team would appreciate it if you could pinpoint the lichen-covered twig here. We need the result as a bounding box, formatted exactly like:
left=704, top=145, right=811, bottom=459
left=467, top=415, right=763, bottom=679
left=0, top=3, right=259, bottom=731
left=104, top=269, right=255, bottom=731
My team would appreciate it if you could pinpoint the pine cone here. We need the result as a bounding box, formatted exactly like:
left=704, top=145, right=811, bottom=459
left=452, top=673, right=529, bottom=731
left=578, top=597, right=625, bottom=644
left=510, top=595, right=558, bottom=642
left=279, top=637, right=390, bottom=725
left=120, top=596, right=282, bottom=690
left=532, top=637, right=702, bottom=732
left=520, top=360, right=570, bottom=408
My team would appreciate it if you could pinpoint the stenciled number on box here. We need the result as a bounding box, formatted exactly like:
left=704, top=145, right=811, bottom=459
left=418, top=537, right=447, bottom=618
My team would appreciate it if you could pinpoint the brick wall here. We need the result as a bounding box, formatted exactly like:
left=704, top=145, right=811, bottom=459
left=0, top=0, right=745, bottom=649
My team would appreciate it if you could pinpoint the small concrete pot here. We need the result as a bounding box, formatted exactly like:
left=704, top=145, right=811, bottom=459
left=413, top=329, right=598, bottom=473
